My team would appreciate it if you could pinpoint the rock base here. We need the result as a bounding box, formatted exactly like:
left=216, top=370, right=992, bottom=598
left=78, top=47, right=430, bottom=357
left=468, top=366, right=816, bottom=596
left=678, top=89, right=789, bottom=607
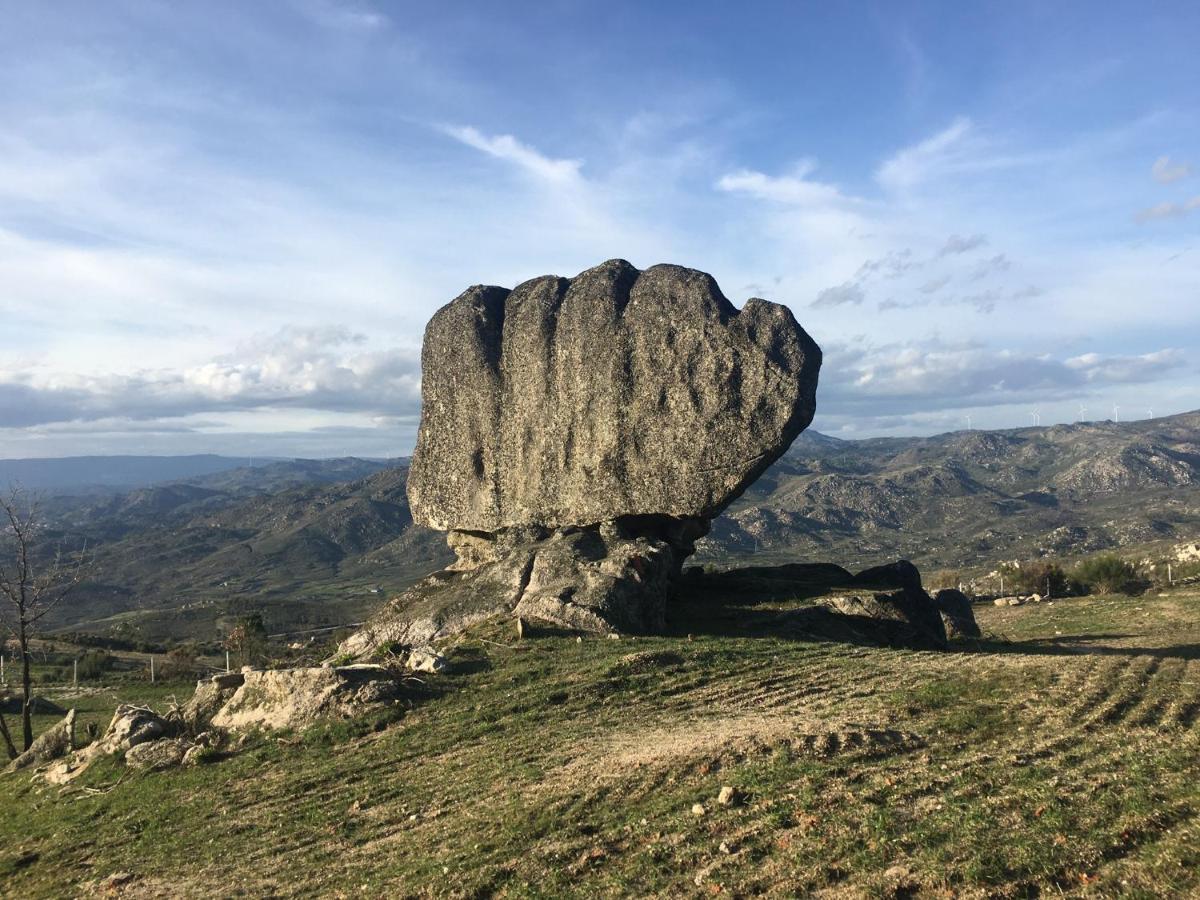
left=340, top=517, right=704, bottom=659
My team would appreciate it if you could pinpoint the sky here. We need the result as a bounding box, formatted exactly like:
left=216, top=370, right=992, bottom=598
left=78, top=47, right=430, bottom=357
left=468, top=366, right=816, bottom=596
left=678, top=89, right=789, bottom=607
left=1, top=0, right=1198, bottom=459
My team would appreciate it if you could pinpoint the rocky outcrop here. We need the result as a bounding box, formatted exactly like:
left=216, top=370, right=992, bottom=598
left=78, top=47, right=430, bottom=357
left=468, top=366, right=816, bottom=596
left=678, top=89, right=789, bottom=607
left=5, top=709, right=75, bottom=772
left=178, top=672, right=245, bottom=734
left=345, top=261, right=821, bottom=653
left=933, top=589, right=982, bottom=639
left=342, top=519, right=695, bottom=656
left=822, top=588, right=949, bottom=649
left=125, top=737, right=188, bottom=771
left=31, top=667, right=407, bottom=783
left=38, top=704, right=174, bottom=784
left=849, top=560, right=923, bottom=592
left=211, top=665, right=402, bottom=731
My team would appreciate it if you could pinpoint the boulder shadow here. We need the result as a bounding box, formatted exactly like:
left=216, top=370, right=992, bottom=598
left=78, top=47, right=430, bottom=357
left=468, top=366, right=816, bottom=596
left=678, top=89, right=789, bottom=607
left=667, top=563, right=943, bottom=651
left=964, top=636, right=1200, bottom=661
left=669, top=564, right=1200, bottom=660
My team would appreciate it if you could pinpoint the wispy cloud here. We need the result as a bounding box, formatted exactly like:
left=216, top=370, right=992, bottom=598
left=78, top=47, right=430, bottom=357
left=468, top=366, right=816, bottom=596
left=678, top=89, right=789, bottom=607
left=919, top=275, right=951, bottom=294
left=716, top=161, right=850, bottom=206
left=1134, top=196, right=1200, bottom=222
left=937, top=233, right=987, bottom=257
left=875, top=117, right=972, bottom=192
left=297, top=0, right=388, bottom=31
left=1151, top=155, right=1192, bottom=184
left=442, top=125, right=583, bottom=184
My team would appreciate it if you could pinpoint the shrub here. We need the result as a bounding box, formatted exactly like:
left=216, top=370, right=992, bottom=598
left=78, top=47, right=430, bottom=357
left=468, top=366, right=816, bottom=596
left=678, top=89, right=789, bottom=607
left=225, top=612, right=269, bottom=668
left=1009, top=561, right=1072, bottom=597
left=160, top=645, right=200, bottom=679
left=1074, top=554, right=1137, bottom=595
left=76, top=649, right=115, bottom=680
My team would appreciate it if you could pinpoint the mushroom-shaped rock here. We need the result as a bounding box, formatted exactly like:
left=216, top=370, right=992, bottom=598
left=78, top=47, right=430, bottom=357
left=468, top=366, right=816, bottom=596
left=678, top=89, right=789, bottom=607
left=344, top=261, right=821, bottom=653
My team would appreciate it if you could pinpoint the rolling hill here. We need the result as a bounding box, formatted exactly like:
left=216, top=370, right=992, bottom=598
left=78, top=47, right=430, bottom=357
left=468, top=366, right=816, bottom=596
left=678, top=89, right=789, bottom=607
left=22, top=411, right=1200, bottom=642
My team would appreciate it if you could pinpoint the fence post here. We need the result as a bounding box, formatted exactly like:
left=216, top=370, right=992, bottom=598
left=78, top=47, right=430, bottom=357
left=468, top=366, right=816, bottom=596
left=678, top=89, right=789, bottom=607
left=73, top=658, right=78, bottom=687
left=150, top=656, right=155, bottom=684
left=226, top=650, right=231, bottom=674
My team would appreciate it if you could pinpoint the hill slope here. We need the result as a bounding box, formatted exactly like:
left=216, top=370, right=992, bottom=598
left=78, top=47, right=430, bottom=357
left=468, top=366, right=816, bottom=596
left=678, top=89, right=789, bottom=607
left=4, top=583, right=1199, bottom=897
left=32, top=412, right=1200, bottom=640
left=701, top=411, right=1200, bottom=571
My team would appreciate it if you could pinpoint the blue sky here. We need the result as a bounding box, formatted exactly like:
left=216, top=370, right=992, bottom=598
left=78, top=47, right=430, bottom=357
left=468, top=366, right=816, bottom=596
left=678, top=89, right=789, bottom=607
left=1, top=0, right=1198, bottom=457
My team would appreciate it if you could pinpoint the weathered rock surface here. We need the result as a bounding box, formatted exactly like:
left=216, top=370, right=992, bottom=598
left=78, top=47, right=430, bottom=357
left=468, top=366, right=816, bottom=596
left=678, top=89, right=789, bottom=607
left=849, top=560, right=923, bottom=592
left=211, top=665, right=402, bottom=731
left=345, top=260, right=821, bottom=650
left=822, top=588, right=949, bottom=649
left=5, top=709, right=75, bottom=772
left=409, top=259, right=821, bottom=531
left=933, top=588, right=982, bottom=639
left=178, top=673, right=245, bottom=734
left=38, top=705, right=174, bottom=784
left=342, top=519, right=693, bottom=657
left=125, top=737, right=188, bottom=771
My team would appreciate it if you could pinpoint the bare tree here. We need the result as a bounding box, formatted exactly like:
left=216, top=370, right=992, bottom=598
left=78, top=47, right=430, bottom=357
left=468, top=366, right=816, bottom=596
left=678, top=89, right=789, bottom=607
left=0, top=487, right=91, bottom=756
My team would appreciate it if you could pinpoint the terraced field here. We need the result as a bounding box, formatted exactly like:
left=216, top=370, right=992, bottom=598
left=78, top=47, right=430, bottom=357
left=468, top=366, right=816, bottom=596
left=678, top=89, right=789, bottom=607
left=2, top=583, right=1198, bottom=897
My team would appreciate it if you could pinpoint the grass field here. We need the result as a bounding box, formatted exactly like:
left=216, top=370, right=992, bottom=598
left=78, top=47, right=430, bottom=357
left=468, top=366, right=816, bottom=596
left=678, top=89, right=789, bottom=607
left=2, top=581, right=1198, bottom=898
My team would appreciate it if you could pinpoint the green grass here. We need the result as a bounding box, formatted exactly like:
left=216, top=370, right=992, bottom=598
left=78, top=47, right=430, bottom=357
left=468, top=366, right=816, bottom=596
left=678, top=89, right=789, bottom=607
left=2, top=585, right=1199, bottom=897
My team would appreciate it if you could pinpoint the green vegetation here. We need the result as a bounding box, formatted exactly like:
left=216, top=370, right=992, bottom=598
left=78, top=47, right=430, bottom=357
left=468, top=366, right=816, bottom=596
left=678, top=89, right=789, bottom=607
left=1073, top=553, right=1139, bottom=595
left=1003, top=559, right=1074, bottom=597
left=2, top=583, right=1198, bottom=897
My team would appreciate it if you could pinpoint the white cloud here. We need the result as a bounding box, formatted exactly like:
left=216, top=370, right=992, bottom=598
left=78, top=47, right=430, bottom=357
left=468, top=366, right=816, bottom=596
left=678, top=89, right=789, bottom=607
left=715, top=161, right=849, bottom=206
left=442, top=125, right=584, bottom=184
left=0, top=327, right=422, bottom=428
left=875, top=117, right=972, bottom=192
left=819, top=340, right=1188, bottom=419
left=1065, top=348, right=1185, bottom=383
left=1151, top=155, right=1191, bottom=184
left=1135, top=196, right=1200, bottom=222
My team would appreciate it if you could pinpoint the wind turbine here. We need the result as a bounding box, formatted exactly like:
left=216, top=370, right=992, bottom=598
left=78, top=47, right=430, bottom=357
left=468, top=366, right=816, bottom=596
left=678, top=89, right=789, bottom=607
left=1030, top=409, right=1041, bottom=427
left=966, top=415, right=972, bottom=431
left=1078, top=404, right=1087, bottom=422
left=1147, top=407, right=1154, bottom=419
left=1113, top=404, right=1120, bottom=423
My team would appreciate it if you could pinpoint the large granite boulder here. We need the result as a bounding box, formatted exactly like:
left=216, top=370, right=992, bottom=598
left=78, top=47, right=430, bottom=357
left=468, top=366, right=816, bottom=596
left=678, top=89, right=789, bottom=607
left=408, top=259, right=821, bottom=531
left=344, top=260, right=821, bottom=654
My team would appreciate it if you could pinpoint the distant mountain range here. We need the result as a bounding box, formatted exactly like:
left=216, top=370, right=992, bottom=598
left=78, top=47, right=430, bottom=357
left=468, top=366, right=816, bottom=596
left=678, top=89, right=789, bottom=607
left=702, top=411, right=1200, bottom=572
left=17, top=411, right=1200, bottom=642
left=0, top=453, right=397, bottom=491
left=0, top=454, right=268, bottom=491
